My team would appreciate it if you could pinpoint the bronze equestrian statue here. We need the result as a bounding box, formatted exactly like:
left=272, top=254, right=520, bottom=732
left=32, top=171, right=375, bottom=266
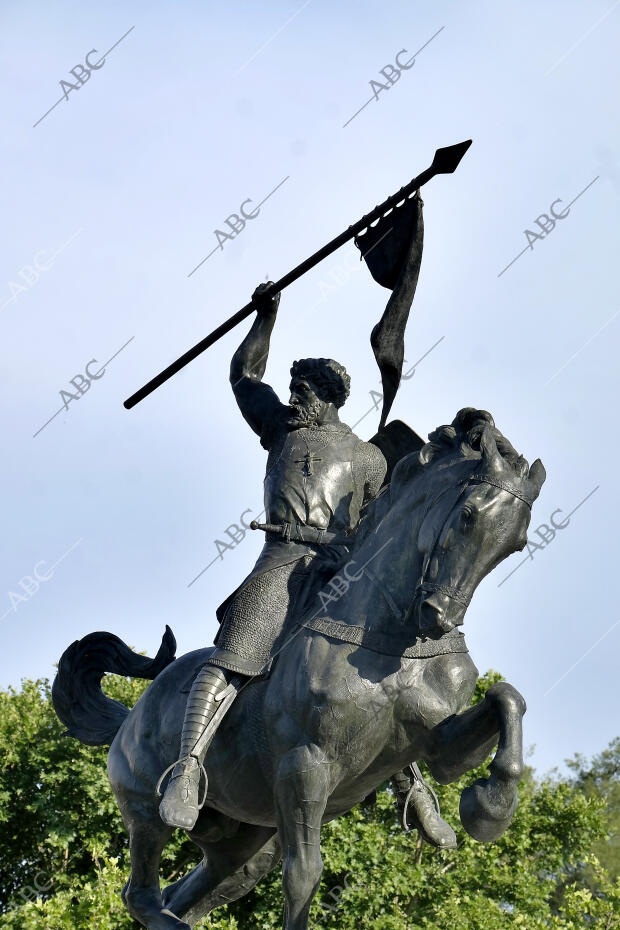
left=52, top=152, right=549, bottom=928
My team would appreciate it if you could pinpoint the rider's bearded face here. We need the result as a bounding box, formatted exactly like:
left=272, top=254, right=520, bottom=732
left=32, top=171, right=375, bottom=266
left=287, top=378, right=327, bottom=428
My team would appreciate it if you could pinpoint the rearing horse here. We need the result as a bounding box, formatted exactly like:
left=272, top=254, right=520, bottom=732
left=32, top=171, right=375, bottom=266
left=52, top=409, right=545, bottom=930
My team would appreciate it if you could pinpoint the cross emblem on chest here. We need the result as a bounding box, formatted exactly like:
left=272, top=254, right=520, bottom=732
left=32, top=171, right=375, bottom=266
left=294, top=450, right=322, bottom=476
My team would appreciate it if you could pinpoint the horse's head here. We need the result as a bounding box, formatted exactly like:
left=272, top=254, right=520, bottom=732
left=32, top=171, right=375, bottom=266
left=338, top=409, right=545, bottom=643
left=409, top=416, right=546, bottom=636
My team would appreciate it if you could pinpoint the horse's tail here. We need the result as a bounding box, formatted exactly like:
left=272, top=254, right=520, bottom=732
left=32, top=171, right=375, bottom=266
left=52, top=626, right=176, bottom=746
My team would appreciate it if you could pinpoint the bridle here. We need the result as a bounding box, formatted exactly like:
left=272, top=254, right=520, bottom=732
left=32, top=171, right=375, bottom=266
left=412, top=472, right=533, bottom=614
left=467, top=474, right=534, bottom=508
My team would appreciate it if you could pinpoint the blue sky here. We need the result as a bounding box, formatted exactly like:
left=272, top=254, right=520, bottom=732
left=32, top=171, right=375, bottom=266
left=0, top=0, right=618, bottom=777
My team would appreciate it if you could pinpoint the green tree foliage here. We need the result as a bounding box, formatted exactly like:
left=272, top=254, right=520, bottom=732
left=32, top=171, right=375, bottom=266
left=0, top=672, right=617, bottom=929
left=567, top=737, right=619, bottom=881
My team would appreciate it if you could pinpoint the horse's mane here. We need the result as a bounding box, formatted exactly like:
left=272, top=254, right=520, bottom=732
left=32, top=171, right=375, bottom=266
left=418, top=407, right=529, bottom=477
left=356, top=408, right=529, bottom=546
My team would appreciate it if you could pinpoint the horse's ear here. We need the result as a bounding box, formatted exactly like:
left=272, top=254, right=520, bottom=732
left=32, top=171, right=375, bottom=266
left=480, top=425, right=502, bottom=472
left=527, top=459, right=546, bottom=499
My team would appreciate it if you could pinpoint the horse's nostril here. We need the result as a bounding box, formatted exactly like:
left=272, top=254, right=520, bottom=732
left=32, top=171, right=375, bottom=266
left=421, top=590, right=447, bottom=611
left=419, top=597, right=441, bottom=621
left=418, top=602, right=442, bottom=635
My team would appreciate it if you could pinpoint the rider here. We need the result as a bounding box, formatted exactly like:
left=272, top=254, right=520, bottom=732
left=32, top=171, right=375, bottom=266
left=158, top=283, right=455, bottom=848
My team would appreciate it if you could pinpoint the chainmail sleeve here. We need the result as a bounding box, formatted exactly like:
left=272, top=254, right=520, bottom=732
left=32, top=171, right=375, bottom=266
left=353, top=440, right=388, bottom=505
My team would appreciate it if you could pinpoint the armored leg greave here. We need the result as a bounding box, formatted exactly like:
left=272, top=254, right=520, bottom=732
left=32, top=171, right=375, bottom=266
left=180, top=665, right=231, bottom=760
left=158, top=665, right=237, bottom=830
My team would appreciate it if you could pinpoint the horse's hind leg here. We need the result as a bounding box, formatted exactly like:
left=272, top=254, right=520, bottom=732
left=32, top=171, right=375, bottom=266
left=426, top=681, right=526, bottom=843
left=121, top=802, right=189, bottom=929
left=162, top=824, right=281, bottom=926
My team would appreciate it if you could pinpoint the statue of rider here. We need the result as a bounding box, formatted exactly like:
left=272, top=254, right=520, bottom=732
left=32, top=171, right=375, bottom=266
left=158, top=282, right=455, bottom=848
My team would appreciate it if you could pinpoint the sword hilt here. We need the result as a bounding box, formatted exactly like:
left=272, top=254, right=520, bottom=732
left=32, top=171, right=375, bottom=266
left=249, top=520, right=281, bottom=533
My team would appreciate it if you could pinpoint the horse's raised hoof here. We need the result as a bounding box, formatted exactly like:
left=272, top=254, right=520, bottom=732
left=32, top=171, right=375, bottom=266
left=459, top=776, right=518, bottom=843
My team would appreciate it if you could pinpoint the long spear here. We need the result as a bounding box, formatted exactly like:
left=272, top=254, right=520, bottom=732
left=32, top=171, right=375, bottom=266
left=124, top=139, right=472, bottom=410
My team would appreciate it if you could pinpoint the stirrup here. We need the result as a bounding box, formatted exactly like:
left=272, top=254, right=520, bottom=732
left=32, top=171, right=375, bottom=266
left=155, top=754, right=209, bottom=810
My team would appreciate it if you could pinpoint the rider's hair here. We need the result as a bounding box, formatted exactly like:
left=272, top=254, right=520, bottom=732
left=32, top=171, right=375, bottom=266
left=420, top=408, right=529, bottom=477
left=290, top=358, right=351, bottom=408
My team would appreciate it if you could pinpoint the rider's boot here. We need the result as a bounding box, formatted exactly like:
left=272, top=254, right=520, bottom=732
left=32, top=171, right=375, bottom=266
left=158, top=665, right=235, bottom=830
left=392, top=763, right=457, bottom=849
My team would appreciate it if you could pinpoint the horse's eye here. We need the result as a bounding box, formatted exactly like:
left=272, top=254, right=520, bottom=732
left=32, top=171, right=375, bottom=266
left=462, top=505, right=474, bottom=523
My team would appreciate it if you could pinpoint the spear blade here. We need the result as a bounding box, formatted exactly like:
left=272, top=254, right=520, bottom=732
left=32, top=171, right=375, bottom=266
left=430, top=139, right=472, bottom=174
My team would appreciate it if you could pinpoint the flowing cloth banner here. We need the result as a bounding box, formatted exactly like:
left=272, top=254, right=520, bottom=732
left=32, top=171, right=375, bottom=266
left=356, top=191, right=424, bottom=431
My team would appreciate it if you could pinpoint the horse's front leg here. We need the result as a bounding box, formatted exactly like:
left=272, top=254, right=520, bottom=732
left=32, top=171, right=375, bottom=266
left=426, top=681, right=526, bottom=842
left=122, top=814, right=189, bottom=929
left=274, top=744, right=330, bottom=930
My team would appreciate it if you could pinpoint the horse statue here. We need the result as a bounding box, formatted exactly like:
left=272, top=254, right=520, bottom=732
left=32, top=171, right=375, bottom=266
left=52, top=408, right=545, bottom=930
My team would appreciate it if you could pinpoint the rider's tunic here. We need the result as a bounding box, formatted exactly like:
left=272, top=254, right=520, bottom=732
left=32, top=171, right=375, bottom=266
left=207, top=413, right=386, bottom=676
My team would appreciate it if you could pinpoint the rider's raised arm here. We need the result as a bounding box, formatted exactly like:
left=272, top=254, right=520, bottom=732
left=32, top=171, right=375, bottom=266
left=230, top=283, right=286, bottom=441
